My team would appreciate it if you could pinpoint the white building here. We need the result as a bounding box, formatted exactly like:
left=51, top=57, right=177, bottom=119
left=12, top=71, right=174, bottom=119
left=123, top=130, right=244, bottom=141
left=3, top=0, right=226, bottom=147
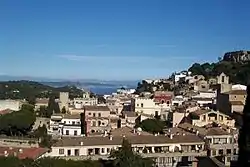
left=73, top=92, right=98, bottom=108
left=172, top=96, right=187, bottom=106
left=49, top=114, right=82, bottom=137
left=117, top=88, right=136, bottom=95
left=45, top=127, right=206, bottom=167
left=133, top=97, right=171, bottom=120
left=174, top=73, right=186, bottom=83
left=0, top=100, right=22, bottom=111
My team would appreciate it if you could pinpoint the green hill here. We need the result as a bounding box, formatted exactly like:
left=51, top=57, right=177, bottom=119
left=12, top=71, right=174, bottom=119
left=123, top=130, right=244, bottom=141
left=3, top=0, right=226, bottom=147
left=0, top=80, right=84, bottom=103
left=188, top=60, right=250, bottom=85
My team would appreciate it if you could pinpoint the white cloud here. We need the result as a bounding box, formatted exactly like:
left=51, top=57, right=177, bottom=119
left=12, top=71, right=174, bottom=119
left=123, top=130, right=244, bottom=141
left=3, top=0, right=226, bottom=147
left=57, top=55, right=195, bottom=63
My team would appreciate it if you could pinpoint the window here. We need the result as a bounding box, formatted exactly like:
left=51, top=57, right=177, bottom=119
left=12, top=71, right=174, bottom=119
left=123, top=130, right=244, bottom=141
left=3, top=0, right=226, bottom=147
left=219, top=149, right=223, bottom=155
left=66, top=130, right=69, bottom=135
left=98, top=113, right=101, bottom=117
left=64, top=121, right=66, bottom=124
left=74, top=149, right=80, bottom=156
left=93, top=121, right=96, bottom=127
left=203, top=115, right=206, bottom=121
left=74, top=130, right=77, bottom=136
left=101, top=148, right=105, bottom=153
left=98, top=121, right=101, bottom=126
left=191, top=145, right=195, bottom=151
left=67, top=150, right=71, bottom=156
left=88, top=113, right=91, bottom=115
left=227, top=149, right=231, bottom=155
left=59, top=149, right=64, bottom=155
left=222, top=76, right=225, bottom=83
left=212, top=150, right=216, bottom=156
left=137, top=104, right=139, bottom=107
left=72, top=121, right=75, bottom=125
left=93, top=113, right=96, bottom=117
left=141, top=103, right=144, bottom=107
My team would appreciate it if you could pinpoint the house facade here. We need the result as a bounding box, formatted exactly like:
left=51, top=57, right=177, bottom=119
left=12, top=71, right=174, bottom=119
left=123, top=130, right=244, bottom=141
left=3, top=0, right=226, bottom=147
left=190, top=109, right=235, bottom=127
left=45, top=129, right=206, bottom=167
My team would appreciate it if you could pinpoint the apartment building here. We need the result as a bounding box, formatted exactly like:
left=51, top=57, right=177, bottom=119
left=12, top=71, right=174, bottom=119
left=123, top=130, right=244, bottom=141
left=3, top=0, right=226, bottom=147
left=48, top=114, right=82, bottom=137
left=35, top=98, right=49, bottom=110
left=0, top=100, right=22, bottom=111
left=217, top=89, right=247, bottom=114
left=179, top=123, right=238, bottom=166
left=84, top=105, right=111, bottom=134
left=45, top=126, right=206, bottom=167
left=132, top=97, right=171, bottom=120
left=73, top=91, right=98, bottom=108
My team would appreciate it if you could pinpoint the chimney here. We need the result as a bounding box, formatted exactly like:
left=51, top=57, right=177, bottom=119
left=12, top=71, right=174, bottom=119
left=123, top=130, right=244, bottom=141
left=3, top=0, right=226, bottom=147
left=4, top=151, right=8, bottom=156
left=109, top=135, right=113, bottom=140
left=170, top=134, right=173, bottom=139
left=133, top=129, right=136, bottom=134
left=80, top=142, right=83, bottom=146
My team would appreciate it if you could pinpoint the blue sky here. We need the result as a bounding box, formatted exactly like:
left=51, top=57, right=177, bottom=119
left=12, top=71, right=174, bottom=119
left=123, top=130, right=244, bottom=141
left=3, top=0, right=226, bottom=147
left=0, top=0, right=250, bottom=80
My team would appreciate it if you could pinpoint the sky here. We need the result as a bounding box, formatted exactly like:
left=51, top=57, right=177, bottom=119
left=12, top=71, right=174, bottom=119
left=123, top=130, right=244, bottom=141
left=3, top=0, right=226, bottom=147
left=0, top=0, right=250, bottom=80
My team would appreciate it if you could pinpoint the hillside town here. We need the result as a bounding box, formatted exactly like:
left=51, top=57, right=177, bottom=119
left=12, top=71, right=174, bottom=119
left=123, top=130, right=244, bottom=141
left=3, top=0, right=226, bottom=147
left=0, top=64, right=247, bottom=167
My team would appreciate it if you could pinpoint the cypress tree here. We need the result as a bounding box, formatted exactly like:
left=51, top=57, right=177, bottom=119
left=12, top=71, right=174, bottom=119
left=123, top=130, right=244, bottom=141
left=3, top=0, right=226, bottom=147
left=237, top=85, right=250, bottom=166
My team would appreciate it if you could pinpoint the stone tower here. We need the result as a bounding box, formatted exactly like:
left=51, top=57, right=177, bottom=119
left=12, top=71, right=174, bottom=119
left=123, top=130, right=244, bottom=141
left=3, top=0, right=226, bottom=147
left=59, top=92, right=69, bottom=111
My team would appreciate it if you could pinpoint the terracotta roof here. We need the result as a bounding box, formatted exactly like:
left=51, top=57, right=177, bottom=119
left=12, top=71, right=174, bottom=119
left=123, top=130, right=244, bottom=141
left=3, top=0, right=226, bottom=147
left=53, top=134, right=204, bottom=147
left=230, top=101, right=244, bottom=106
left=0, top=147, right=48, bottom=159
left=84, top=105, right=110, bottom=111
left=111, top=126, right=152, bottom=137
left=224, top=90, right=247, bottom=95
left=63, top=114, right=81, bottom=119
left=124, top=111, right=137, bottom=117
left=0, top=109, right=14, bottom=115
left=192, top=109, right=211, bottom=116
left=154, top=91, right=174, bottom=96
left=178, top=123, right=234, bottom=136
left=35, top=98, right=49, bottom=104
left=192, top=97, right=213, bottom=101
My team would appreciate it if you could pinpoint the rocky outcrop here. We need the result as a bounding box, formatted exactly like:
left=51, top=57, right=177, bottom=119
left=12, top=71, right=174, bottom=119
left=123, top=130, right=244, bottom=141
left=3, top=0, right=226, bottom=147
left=223, top=51, right=250, bottom=63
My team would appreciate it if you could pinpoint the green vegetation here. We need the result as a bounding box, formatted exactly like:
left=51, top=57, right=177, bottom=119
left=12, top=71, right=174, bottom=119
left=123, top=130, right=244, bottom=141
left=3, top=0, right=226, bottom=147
left=135, top=80, right=172, bottom=95
left=110, top=139, right=155, bottom=167
left=188, top=60, right=250, bottom=84
left=0, top=80, right=85, bottom=101
left=0, top=157, right=103, bottom=167
left=47, top=95, right=60, bottom=114
left=135, top=118, right=166, bottom=134
left=0, top=104, right=36, bottom=136
left=32, top=125, right=53, bottom=148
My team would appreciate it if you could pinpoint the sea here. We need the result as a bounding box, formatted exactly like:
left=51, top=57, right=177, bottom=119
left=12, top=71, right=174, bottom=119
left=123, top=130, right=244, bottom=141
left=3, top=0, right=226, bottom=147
left=41, top=81, right=137, bottom=95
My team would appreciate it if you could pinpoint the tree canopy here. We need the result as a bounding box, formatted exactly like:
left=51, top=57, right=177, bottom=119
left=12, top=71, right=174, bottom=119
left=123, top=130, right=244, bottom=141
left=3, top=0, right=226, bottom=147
left=0, top=80, right=86, bottom=101
left=0, top=157, right=103, bottom=167
left=136, top=118, right=165, bottom=134
left=0, top=104, right=36, bottom=136
left=110, top=139, right=154, bottom=167
left=188, top=60, right=250, bottom=84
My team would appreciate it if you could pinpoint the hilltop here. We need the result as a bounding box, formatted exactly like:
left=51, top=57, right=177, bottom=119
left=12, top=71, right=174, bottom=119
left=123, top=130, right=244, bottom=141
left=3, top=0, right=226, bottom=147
left=0, top=80, right=85, bottom=103
left=188, top=50, right=250, bottom=85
